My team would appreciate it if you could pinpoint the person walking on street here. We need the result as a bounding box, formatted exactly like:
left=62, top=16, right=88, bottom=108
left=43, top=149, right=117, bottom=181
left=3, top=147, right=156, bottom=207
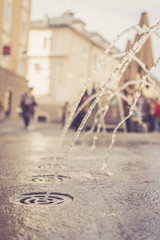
left=20, top=87, right=37, bottom=129
left=154, top=98, right=160, bottom=132
left=71, top=90, right=89, bottom=131
left=62, top=101, right=69, bottom=128
left=0, top=100, right=6, bottom=122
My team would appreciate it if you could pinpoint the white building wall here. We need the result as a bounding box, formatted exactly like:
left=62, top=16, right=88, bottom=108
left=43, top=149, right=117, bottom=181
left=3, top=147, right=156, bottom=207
left=61, top=28, right=91, bottom=102
left=27, top=29, right=52, bottom=96
left=52, top=28, right=66, bottom=55
left=28, top=30, right=52, bottom=57
left=27, top=58, right=50, bottom=96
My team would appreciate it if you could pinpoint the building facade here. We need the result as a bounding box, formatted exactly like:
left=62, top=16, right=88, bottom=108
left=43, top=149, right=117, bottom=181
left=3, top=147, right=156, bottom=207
left=27, top=11, right=119, bottom=122
left=0, top=0, right=31, bottom=120
left=0, top=0, right=31, bottom=75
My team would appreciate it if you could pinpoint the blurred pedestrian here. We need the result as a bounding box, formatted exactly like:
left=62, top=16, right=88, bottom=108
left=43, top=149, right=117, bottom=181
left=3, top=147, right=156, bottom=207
left=137, top=92, right=150, bottom=122
left=20, top=87, right=37, bottom=129
left=71, top=90, right=89, bottom=131
left=154, top=98, right=160, bottom=132
left=61, top=101, right=69, bottom=127
left=129, top=91, right=150, bottom=132
left=147, top=98, right=156, bottom=132
left=0, top=100, right=6, bottom=122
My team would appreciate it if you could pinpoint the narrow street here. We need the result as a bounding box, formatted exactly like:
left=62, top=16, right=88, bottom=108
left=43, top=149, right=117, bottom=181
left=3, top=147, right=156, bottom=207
left=0, top=121, right=160, bottom=240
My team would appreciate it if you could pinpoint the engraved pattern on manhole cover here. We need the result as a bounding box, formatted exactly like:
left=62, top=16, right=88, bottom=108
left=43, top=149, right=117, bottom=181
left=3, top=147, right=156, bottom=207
left=12, top=192, right=73, bottom=205
left=31, top=175, right=69, bottom=182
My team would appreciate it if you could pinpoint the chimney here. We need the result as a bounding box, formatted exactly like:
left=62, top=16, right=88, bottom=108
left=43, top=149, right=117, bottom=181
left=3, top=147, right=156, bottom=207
left=43, top=15, right=49, bottom=25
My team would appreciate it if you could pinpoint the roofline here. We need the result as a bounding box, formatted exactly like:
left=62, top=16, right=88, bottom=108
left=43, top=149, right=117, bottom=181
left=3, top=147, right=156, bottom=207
left=30, top=24, right=105, bottom=49
left=68, top=25, right=106, bottom=50
left=31, top=17, right=85, bottom=26
left=30, top=24, right=121, bottom=54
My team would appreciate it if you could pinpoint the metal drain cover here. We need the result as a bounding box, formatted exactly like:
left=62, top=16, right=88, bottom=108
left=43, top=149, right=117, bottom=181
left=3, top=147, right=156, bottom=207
left=31, top=175, right=69, bottom=182
left=12, top=192, right=73, bottom=205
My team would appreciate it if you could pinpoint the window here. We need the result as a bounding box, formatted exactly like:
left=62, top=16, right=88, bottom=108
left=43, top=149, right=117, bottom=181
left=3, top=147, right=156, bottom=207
left=35, top=63, right=41, bottom=72
left=20, top=10, right=28, bottom=44
left=1, top=55, right=9, bottom=68
left=4, top=0, right=11, bottom=22
left=18, top=59, right=24, bottom=75
left=43, top=38, right=47, bottom=48
left=3, top=0, right=12, bottom=33
left=43, top=38, right=51, bottom=49
left=23, top=0, right=29, bottom=8
left=21, top=20, right=27, bottom=35
left=38, top=116, right=47, bottom=122
left=94, top=54, right=97, bottom=65
left=4, top=90, right=12, bottom=117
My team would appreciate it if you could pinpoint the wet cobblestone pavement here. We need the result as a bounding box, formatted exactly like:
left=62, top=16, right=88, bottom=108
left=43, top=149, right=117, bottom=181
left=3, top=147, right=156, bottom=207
left=0, top=121, right=160, bottom=240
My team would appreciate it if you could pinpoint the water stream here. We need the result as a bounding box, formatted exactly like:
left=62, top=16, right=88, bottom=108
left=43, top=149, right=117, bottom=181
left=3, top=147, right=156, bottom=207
left=45, top=20, right=160, bottom=199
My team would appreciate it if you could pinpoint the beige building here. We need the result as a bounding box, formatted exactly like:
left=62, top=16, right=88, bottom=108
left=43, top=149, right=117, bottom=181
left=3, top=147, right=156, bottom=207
left=0, top=0, right=31, bottom=75
left=0, top=0, right=31, bottom=119
left=0, top=66, right=28, bottom=120
left=27, top=11, right=119, bottom=122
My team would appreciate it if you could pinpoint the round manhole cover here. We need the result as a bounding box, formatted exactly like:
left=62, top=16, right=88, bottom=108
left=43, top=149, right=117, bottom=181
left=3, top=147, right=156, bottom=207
left=12, top=192, right=73, bottom=205
left=31, top=175, right=69, bottom=182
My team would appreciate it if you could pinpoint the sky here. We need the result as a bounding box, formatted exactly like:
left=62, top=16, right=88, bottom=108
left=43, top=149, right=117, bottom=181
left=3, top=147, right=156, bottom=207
left=31, top=0, right=160, bottom=79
